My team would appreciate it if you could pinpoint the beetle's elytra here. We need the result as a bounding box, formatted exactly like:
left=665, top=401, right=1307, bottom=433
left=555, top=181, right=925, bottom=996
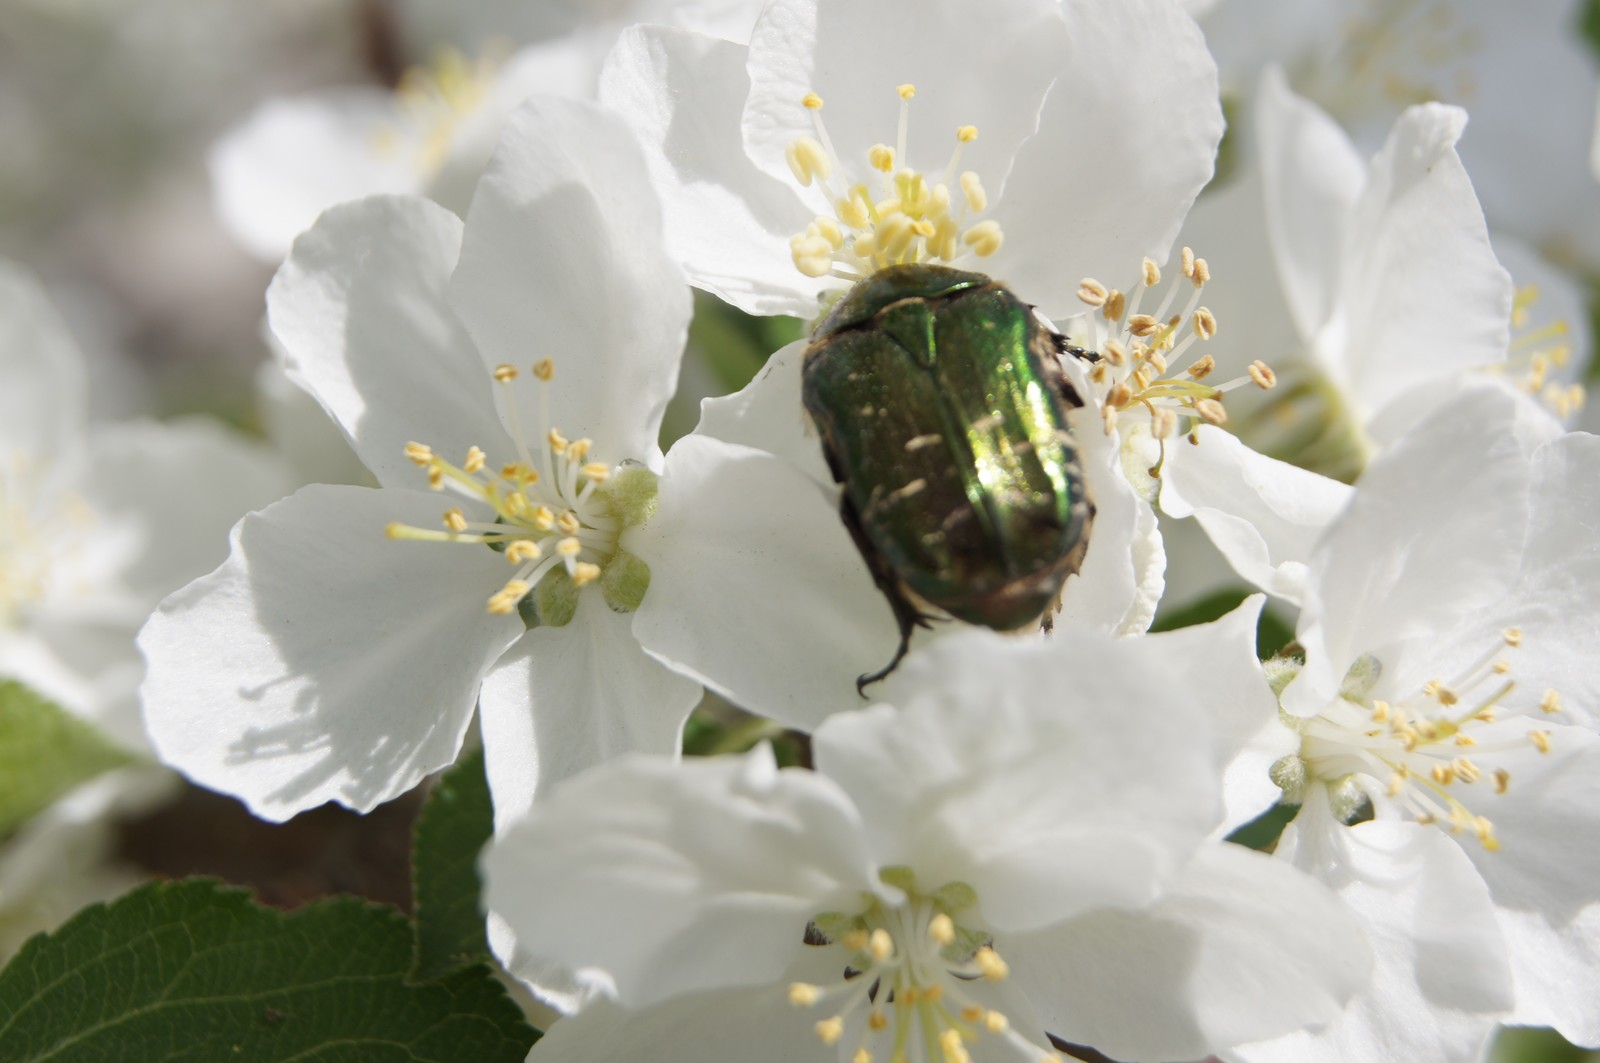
left=801, top=263, right=1095, bottom=692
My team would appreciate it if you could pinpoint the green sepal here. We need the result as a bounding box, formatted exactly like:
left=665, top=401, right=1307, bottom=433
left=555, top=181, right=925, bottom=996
left=599, top=464, right=659, bottom=529
left=877, top=865, right=917, bottom=893
left=533, top=567, right=579, bottom=627
left=601, top=550, right=651, bottom=613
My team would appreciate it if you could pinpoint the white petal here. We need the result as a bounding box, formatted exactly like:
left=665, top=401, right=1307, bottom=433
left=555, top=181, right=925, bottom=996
left=1331, top=101, right=1513, bottom=421
left=816, top=628, right=1221, bottom=933
left=1054, top=361, right=1164, bottom=634
left=1490, top=430, right=1600, bottom=732
left=0, top=259, right=85, bottom=455
left=1007, top=844, right=1370, bottom=1061
left=138, top=485, right=522, bottom=821
left=1456, top=721, right=1600, bottom=1043
left=1144, top=595, right=1297, bottom=830
left=691, top=339, right=834, bottom=487
left=209, top=89, right=422, bottom=261
left=1160, top=424, right=1353, bottom=608
left=1285, top=383, right=1558, bottom=716
left=483, top=745, right=877, bottom=1008
left=743, top=0, right=1061, bottom=215
left=1239, top=809, right=1510, bottom=1063
left=629, top=434, right=902, bottom=730
left=477, top=594, right=700, bottom=830
left=266, top=196, right=509, bottom=489
left=996, top=0, right=1224, bottom=317
left=600, top=25, right=824, bottom=317
left=1254, top=65, right=1365, bottom=342
left=448, top=95, right=691, bottom=464
left=78, top=418, right=293, bottom=608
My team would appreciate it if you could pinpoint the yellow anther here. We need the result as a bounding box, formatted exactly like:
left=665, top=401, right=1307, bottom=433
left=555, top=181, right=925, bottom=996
left=1142, top=258, right=1161, bottom=287
left=1454, top=732, right=1477, bottom=747
left=463, top=446, right=486, bottom=473
left=581, top=462, right=610, bottom=482
left=814, top=216, right=845, bottom=248
left=1127, top=314, right=1161, bottom=337
left=788, top=982, right=820, bottom=1007
left=442, top=508, right=468, bottom=533
left=556, top=536, right=582, bottom=557
left=803, top=91, right=824, bottom=110
left=504, top=492, right=530, bottom=518
left=1102, top=339, right=1127, bottom=367
left=1151, top=407, right=1177, bottom=439
left=786, top=136, right=832, bottom=186
left=854, top=1050, right=873, bottom=1063
left=1372, top=700, right=1391, bottom=723
left=533, top=506, right=555, bottom=531
left=1077, top=279, right=1109, bottom=307
left=1194, top=398, right=1228, bottom=425
left=1387, top=771, right=1406, bottom=797
left=960, top=1005, right=984, bottom=1023
left=959, top=171, right=987, bottom=212
left=556, top=511, right=581, bottom=535
left=869, top=143, right=896, bottom=172
left=880, top=214, right=916, bottom=257
left=1493, top=768, right=1511, bottom=794
left=404, top=442, right=434, bottom=465
left=1185, top=354, right=1216, bottom=380
left=928, top=912, right=955, bottom=945
left=843, top=929, right=869, bottom=951
left=962, top=220, right=1002, bottom=257
left=1436, top=686, right=1459, bottom=706
left=1453, top=758, right=1481, bottom=784
left=912, top=218, right=936, bottom=238
left=1191, top=257, right=1211, bottom=286
left=974, top=945, right=1008, bottom=981
left=1181, top=246, right=1196, bottom=277
left=815, top=1017, right=844, bottom=1045
left=983, top=1010, right=1009, bottom=1034
left=868, top=1009, right=888, bottom=1032
left=1503, top=627, right=1523, bottom=647
left=1475, top=816, right=1499, bottom=851
left=897, top=83, right=916, bottom=99
left=532, top=358, right=555, bottom=381
left=1541, top=689, right=1563, bottom=714
left=1103, top=290, right=1126, bottom=323
left=571, top=562, right=601, bottom=586
left=836, top=192, right=871, bottom=230
left=493, top=363, right=518, bottom=382
left=1431, top=764, right=1455, bottom=785
left=938, top=1027, right=971, bottom=1063
left=1192, top=307, right=1217, bottom=339
left=1248, top=360, right=1277, bottom=389
left=548, top=428, right=569, bottom=451
left=505, top=540, right=542, bottom=564
left=384, top=522, right=405, bottom=539
left=956, top=124, right=978, bottom=142
left=567, top=438, right=592, bottom=462
left=427, top=466, right=444, bottom=489
left=1530, top=729, right=1551, bottom=753
left=868, top=927, right=894, bottom=963
left=487, top=580, right=530, bottom=614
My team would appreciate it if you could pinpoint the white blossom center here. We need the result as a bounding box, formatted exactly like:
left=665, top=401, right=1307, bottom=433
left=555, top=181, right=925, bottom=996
left=373, top=47, right=501, bottom=178
left=386, top=358, right=656, bottom=623
left=785, top=85, right=1005, bottom=282
left=0, top=452, right=95, bottom=628
left=788, top=872, right=1054, bottom=1063
left=1281, top=628, right=1565, bottom=851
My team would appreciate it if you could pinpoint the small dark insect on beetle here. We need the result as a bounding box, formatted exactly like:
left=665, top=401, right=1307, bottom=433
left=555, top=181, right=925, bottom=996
left=801, top=263, right=1095, bottom=693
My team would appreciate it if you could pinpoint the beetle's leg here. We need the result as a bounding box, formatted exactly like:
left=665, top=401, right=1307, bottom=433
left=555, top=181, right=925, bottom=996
left=837, top=491, right=933, bottom=696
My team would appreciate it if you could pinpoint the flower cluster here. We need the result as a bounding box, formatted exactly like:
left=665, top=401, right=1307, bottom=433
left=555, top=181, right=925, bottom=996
left=5, top=0, right=1597, bottom=1059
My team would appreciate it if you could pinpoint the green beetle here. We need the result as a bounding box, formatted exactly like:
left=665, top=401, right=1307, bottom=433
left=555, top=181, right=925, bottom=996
left=802, top=263, right=1095, bottom=692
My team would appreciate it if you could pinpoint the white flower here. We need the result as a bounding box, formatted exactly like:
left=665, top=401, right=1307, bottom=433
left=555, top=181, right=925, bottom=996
left=146, top=95, right=900, bottom=825
left=600, top=0, right=1224, bottom=320
left=0, top=259, right=291, bottom=752
left=1189, top=384, right=1600, bottom=1059
left=211, top=0, right=766, bottom=261
left=1172, top=67, right=1526, bottom=478
left=487, top=618, right=1370, bottom=1061
left=1201, top=0, right=1600, bottom=276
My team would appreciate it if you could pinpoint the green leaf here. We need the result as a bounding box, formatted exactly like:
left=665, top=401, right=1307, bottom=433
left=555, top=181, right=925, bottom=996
left=411, top=749, right=493, bottom=979
left=1149, top=587, right=1297, bottom=659
left=0, top=681, right=133, bottom=837
left=0, top=878, right=538, bottom=1062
